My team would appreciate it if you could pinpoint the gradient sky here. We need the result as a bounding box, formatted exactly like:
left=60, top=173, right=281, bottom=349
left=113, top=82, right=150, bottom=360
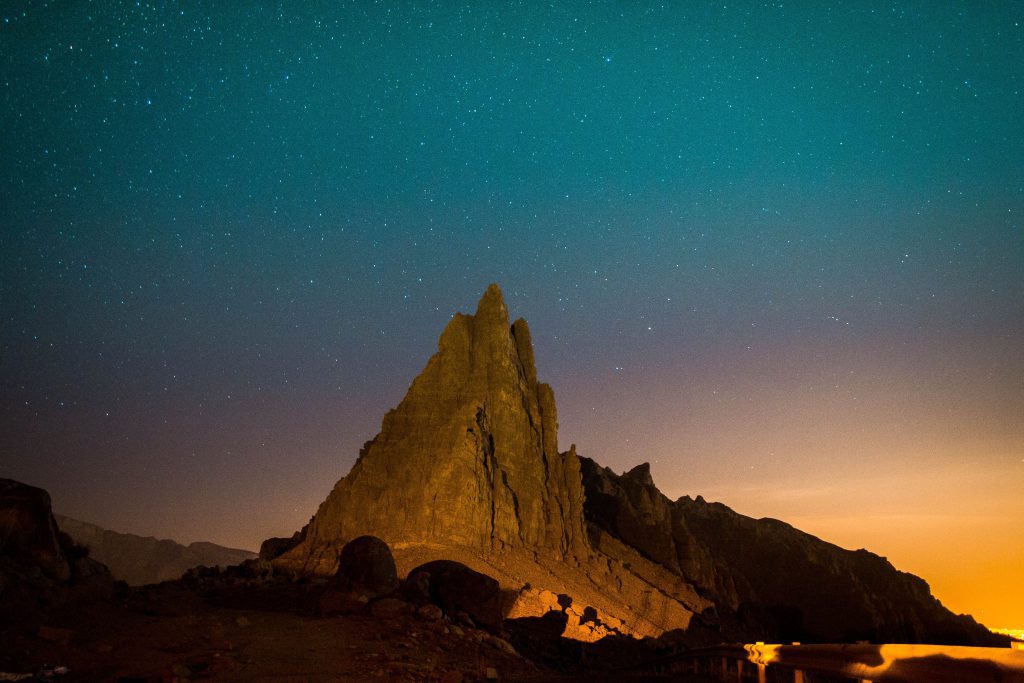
left=2, top=2, right=1022, bottom=626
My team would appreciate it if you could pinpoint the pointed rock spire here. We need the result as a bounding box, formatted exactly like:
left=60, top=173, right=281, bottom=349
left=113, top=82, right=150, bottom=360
left=475, top=282, right=509, bottom=319
left=278, top=284, right=588, bottom=574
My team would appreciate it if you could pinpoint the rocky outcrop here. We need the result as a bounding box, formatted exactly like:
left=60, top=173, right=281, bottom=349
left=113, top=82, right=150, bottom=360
left=402, top=560, right=505, bottom=631
left=269, top=284, right=1000, bottom=646
left=1, top=480, right=112, bottom=623
left=277, top=284, right=587, bottom=574
left=259, top=530, right=304, bottom=561
left=1, top=479, right=71, bottom=582
left=319, top=535, right=399, bottom=616
left=56, top=515, right=256, bottom=585
left=333, top=535, right=399, bottom=596
left=272, top=284, right=709, bottom=638
left=580, top=458, right=1006, bottom=646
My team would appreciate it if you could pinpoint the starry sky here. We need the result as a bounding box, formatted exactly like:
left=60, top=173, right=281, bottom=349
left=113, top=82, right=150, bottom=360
left=2, top=2, right=1022, bottom=626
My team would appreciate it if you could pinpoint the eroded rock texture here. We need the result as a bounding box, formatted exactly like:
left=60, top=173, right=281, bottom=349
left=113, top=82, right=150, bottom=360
left=278, top=284, right=587, bottom=574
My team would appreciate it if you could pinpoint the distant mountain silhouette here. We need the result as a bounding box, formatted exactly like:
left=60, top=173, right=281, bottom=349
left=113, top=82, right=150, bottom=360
left=267, top=284, right=1005, bottom=646
left=55, top=514, right=256, bottom=585
left=580, top=458, right=1002, bottom=644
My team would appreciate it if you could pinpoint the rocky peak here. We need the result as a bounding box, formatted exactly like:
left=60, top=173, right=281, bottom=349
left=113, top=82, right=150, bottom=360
left=262, top=285, right=1007, bottom=646
left=578, top=459, right=1006, bottom=646
left=277, top=284, right=588, bottom=574
left=623, top=462, right=654, bottom=488
left=476, top=282, right=510, bottom=326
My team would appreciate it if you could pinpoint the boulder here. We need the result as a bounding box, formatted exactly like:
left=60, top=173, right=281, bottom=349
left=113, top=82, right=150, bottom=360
left=403, top=560, right=503, bottom=631
left=0, top=479, right=114, bottom=624
left=332, top=535, right=398, bottom=596
left=416, top=603, right=444, bottom=621
left=318, top=588, right=368, bottom=616
left=505, top=611, right=580, bottom=668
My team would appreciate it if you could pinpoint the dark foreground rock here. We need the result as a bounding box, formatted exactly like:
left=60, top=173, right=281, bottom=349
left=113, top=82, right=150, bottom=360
left=0, top=481, right=686, bottom=679
left=259, top=529, right=305, bottom=561
left=1, top=479, right=114, bottom=627
left=1, top=577, right=543, bottom=682
left=1, top=479, right=71, bottom=582
left=333, top=534, right=399, bottom=595
left=403, top=559, right=504, bottom=631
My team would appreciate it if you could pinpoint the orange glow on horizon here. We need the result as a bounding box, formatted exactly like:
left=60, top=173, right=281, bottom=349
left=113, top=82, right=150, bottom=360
left=618, top=348, right=1024, bottom=631
left=681, top=457, right=1024, bottom=628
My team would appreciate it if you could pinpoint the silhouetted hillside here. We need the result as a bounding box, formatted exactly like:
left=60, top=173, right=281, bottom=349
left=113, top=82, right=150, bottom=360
left=55, top=515, right=255, bottom=585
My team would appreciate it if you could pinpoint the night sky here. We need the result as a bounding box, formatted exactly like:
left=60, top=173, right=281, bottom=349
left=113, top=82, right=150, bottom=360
left=2, top=2, right=1022, bottom=626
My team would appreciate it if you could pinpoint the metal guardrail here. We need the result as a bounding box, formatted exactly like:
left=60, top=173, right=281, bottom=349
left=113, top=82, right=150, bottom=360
left=632, top=641, right=1024, bottom=682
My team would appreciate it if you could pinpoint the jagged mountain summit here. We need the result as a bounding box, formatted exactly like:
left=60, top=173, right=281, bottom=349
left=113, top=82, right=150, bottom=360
left=278, top=283, right=587, bottom=572
left=269, top=284, right=1001, bottom=645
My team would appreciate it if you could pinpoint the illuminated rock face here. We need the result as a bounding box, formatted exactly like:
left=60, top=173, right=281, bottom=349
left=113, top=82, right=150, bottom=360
left=279, top=284, right=588, bottom=574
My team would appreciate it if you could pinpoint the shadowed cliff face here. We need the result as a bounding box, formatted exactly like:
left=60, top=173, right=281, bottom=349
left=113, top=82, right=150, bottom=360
left=1, top=479, right=113, bottom=624
left=579, top=457, right=1006, bottom=646
left=280, top=284, right=588, bottom=574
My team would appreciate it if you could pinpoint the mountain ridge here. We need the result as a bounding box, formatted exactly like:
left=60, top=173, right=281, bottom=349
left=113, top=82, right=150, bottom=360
left=55, top=514, right=256, bottom=586
left=268, top=283, right=1004, bottom=646
left=580, top=456, right=1000, bottom=644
